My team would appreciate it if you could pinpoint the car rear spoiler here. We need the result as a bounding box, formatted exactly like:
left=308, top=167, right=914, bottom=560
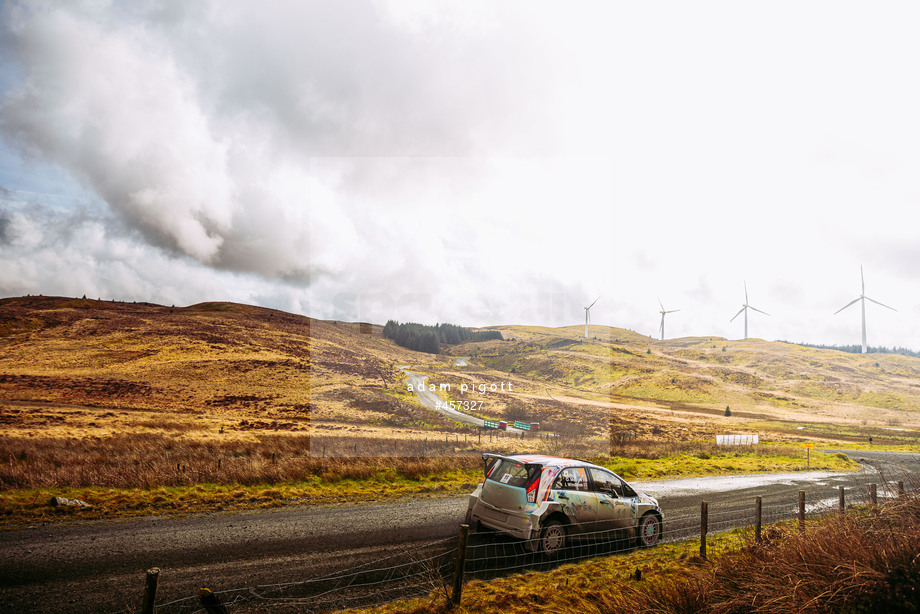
left=480, top=453, right=542, bottom=483
left=481, top=452, right=514, bottom=475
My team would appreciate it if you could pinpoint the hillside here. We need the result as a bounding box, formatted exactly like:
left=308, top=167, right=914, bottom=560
left=455, top=324, right=920, bottom=441
left=2, top=296, right=920, bottom=450
left=0, top=296, right=454, bottom=445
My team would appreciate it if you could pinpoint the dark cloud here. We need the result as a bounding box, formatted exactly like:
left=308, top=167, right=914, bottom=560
left=0, top=213, right=9, bottom=244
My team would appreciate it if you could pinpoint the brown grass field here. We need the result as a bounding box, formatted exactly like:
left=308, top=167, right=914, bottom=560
left=0, top=295, right=916, bottom=520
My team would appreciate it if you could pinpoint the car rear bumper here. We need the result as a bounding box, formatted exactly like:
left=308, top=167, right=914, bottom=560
left=470, top=499, right=534, bottom=539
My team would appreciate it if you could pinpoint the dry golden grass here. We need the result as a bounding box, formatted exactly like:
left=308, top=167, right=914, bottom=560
left=0, top=448, right=487, bottom=525
left=0, top=400, right=598, bottom=492
left=0, top=432, right=482, bottom=489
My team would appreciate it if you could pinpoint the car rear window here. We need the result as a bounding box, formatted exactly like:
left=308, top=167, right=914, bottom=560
left=486, top=459, right=531, bottom=488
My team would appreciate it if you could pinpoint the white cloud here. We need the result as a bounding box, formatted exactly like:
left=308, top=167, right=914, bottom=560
left=1, top=1, right=920, bottom=350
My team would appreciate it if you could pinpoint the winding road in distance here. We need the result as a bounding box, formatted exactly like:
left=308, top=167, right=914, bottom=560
left=1, top=450, right=917, bottom=613
left=397, top=361, right=526, bottom=432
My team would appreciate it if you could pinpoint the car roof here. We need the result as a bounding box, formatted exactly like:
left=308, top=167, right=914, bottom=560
left=505, top=454, right=604, bottom=470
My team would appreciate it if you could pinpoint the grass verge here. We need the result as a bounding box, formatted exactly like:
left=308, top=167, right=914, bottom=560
left=0, top=457, right=482, bottom=527
left=606, top=441, right=857, bottom=479
left=0, top=441, right=857, bottom=528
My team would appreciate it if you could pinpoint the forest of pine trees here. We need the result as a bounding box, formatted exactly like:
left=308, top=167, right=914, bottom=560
left=383, top=320, right=503, bottom=354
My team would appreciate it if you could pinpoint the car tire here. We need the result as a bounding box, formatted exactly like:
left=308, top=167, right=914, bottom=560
left=637, top=512, right=661, bottom=548
left=539, top=520, right=567, bottom=556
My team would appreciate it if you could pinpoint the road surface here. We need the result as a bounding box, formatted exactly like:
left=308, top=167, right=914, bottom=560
left=1, top=450, right=917, bottom=613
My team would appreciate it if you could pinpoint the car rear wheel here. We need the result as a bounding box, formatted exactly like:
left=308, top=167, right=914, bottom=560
left=539, top=520, right=567, bottom=556
left=637, top=512, right=661, bottom=548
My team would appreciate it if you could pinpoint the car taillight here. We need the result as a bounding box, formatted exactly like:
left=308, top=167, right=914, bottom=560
left=485, top=457, right=498, bottom=479
left=525, top=471, right=540, bottom=504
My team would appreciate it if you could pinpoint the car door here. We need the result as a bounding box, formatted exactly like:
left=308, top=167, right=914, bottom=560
left=550, top=467, right=598, bottom=532
left=589, top=467, right=635, bottom=533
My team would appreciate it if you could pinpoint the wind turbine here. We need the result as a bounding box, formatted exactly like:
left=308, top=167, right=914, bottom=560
left=730, top=282, right=769, bottom=339
left=584, top=297, right=599, bottom=338
left=658, top=298, right=680, bottom=341
left=834, top=266, right=896, bottom=354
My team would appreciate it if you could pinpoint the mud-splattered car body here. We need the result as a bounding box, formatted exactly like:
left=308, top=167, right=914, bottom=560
left=465, top=453, right=662, bottom=554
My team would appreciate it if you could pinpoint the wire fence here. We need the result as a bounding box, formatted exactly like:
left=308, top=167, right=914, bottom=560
left=134, top=476, right=914, bottom=614
left=144, top=537, right=455, bottom=614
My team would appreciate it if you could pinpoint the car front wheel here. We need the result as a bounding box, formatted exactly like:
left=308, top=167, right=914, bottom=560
left=637, top=512, right=661, bottom=548
left=539, top=520, right=567, bottom=556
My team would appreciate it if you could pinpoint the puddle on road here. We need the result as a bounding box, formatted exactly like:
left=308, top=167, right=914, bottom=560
left=807, top=497, right=842, bottom=513
left=632, top=470, right=854, bottom=498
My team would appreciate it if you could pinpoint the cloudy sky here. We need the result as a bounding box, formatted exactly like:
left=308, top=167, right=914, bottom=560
left=1, top=1, right=918, bottom=350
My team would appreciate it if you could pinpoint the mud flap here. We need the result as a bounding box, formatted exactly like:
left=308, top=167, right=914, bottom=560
left=525, top=535, right=539, bottom=552
left=522, top=521, right=540, bottom=552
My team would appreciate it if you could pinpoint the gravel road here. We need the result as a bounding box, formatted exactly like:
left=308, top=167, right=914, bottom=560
left=1, top=450, right=916, bottom=613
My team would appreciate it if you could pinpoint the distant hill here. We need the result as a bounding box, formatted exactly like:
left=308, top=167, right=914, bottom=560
left=0, top=295, right=425, bottom=424
left=2, top=296, right=920, bottom=445
left=470, top=326, right=920, bottom=415
left=444, top=323, right=920, bottom=442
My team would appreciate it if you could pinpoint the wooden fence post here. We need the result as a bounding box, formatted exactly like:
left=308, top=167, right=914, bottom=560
left=798, top=491, right=806, bottom=532
left=700, top=501, right=708, bottom=560
left=142, top=568, right=159, bottom=614
left=754, top=496, right=762, bottom=542
left=898, top=481, right=905, bottom=498
left=839, top=486, right=845, bottom=513
left=452, top=524, right=470, bottom=606
left=198, top=588, right=231, bottom=614
left=870, top=483, right=877, bottom=509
